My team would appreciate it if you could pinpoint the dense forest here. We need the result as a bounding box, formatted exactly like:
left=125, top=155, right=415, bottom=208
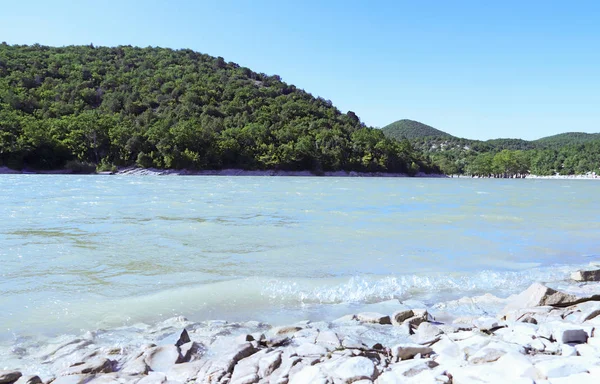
left=382, top=120, right=600, bottom=177
left=0, top=44, right=437, bottom=174
left=382, top=119, right=452, bottom=141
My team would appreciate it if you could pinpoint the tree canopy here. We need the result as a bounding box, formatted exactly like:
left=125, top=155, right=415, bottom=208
left=381, top=119, right=600, bottom=177
left=0, top=44, right=437, bottom=174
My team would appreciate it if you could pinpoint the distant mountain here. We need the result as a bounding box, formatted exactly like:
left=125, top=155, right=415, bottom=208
left=381, top=119, right=453, bottom=140
left=381, top=119, right=600, bottom=176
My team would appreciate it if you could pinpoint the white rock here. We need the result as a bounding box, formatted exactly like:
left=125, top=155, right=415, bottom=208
left=468, top=348, right=506, bottom=364
left=315, top=330, right=341, bottom=349
left=473, top=317, right=501, bottom=332
left=534, top=356, right=589, bottom=378
left=136, top=372, right=167, bottom=384
left=49, top=375, right=94, bottom=384
left=294, top=343, right=328, bottom=357
left=431, top=335, right=463, bottom=362
left=575, top=343, right=600, bottom=358
left=144, top=345, right=182, bottom=372
left=356, top=312, right=392, bottom=325
left=501, top=283, right=582, bottom=319
left=13, top=375, right=42, bottom=384
left=571, top=269, right=600, bottom=282
left=549, top=372, right=599, bottom=384
left=493, top=352, right=542, bottom=380
left=412, top=323, right=443, bottom=344
left=391, top=309, right=414, bottom=326
left=63, top=358, right=114, bottom=375
left=333, top=356, right=376, bottom=382
left=528, top=338, right=545, bottom=352
left=561, top=344, right=577, bottom=357
left=258, top=350, right=283, bottom=378
left=289, top=365, right=327, bottom=384
left=165, top=361, right=204, bottom=382
left=391, top=343, right=433, bottom=361
left=537, top=321, right=592, bottom=344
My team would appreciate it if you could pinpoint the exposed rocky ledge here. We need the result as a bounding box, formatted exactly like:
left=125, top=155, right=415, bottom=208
left=3, top=272, right=600, bottom=384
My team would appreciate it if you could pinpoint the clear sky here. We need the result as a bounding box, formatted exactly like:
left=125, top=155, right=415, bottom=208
left=1, top=0, right=599, bottom=140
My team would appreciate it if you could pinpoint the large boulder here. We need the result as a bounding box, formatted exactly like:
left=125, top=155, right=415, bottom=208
left=500, top=283, right=600, bottom=319
left=571, top=269, right=600, bottom=282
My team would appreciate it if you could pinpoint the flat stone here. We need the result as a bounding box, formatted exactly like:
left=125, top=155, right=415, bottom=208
left=0, top=371, right=22, bottom=384
left=333, top=356, right=376, bottom=382
left=356, top=312, right=392, bottom=325
left=571, top=269, right=600, bottom=282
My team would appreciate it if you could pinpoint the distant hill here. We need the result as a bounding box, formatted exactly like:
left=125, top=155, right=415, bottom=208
left=534, top=132, right=600, bottom=148
left=381, top=118, right=600, bottom=176
left=381, top=119, right=453, bottom=140
left=0, top=44, right=438, bottom=174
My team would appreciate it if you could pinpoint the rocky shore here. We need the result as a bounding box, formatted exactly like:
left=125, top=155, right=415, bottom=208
left=2, top=270, right=600, bottom=384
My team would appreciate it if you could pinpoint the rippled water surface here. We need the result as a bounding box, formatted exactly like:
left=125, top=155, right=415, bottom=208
left=1, top=175, right=599, bottom=339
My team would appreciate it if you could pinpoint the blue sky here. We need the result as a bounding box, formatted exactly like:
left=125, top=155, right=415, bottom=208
left=1, top=0, right=599, bottom=140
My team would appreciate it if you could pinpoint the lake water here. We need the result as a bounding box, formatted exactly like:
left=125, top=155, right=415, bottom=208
left=1, top=176, right=599, bottom=341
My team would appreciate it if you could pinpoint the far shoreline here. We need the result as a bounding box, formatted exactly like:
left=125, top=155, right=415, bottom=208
left=1, top=165, right=599, bottom=179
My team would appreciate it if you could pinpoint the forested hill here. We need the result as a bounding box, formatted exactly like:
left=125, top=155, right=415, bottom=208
left=0, top=44, right=437, bottom=174
left=381, top=119, right=453, bottom=140
left=381, top=119, right=600, bottom=176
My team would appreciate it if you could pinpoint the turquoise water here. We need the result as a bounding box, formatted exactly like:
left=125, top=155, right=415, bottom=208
left=1, top=176, right=599, bottom=339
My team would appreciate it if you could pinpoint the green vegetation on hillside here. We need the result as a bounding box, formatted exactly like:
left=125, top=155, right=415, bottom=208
left=381, top=119, right=452, bottom=140
left=382, top=120, right=600, bottom=177
left=0, top=44, right=437, bottom=174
